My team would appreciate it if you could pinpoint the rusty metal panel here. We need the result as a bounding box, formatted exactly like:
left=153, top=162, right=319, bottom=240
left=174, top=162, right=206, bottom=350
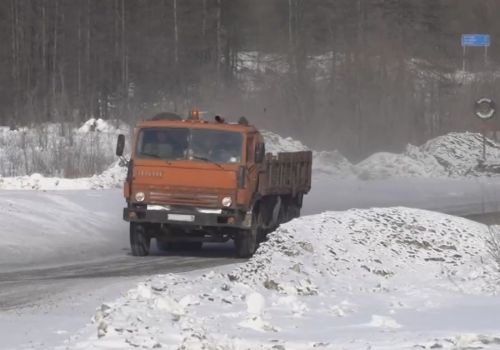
left=258, top=151, right=312, bottom=196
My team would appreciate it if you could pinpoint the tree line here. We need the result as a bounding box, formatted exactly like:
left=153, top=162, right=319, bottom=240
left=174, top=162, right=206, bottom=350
left=2, top=0, right=500, bottom=159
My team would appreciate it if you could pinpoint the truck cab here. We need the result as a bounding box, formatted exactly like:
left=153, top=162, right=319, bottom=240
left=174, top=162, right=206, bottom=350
left=116, top=112, right=311, bottom=258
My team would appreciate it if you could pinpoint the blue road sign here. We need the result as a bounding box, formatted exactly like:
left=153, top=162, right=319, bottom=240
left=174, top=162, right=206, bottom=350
left=462, top=34, right=490, bottom=47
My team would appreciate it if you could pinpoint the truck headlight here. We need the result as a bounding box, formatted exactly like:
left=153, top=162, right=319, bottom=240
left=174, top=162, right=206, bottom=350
left=221, top=196, right=232, bottom=207
left=135, top=192, right=145, bottom=202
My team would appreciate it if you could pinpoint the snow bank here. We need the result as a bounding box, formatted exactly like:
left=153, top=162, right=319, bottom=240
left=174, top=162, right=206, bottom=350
left=72, top=208, right=500, bottom=349
left=263, top=130, right=500, bottom=179
left=0, top=160, right=126, bottom=190
left=355, top=132, right=500, bottom=180
left=421, top=132, right=500, bottom=176
left=311, top=150, right=353, bottom=176
left=262, top=130, right=354, bottom=177
left=355, top=147, right=446, bottom=180
left=261, top=130, right=309, bottom=154
left=0, top=190, right=129, bottom=270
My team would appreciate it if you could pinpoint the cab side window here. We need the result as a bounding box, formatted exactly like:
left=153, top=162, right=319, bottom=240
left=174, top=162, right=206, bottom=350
left=246, top=136, right=254, bottom=163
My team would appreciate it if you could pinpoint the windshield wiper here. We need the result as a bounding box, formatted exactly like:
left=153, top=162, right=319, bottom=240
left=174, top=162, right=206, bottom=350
left=192, top=155, right=223, bottom=169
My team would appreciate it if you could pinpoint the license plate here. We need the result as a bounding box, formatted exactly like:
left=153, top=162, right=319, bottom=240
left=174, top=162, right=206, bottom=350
left=168, top=214, right=195, bottom=222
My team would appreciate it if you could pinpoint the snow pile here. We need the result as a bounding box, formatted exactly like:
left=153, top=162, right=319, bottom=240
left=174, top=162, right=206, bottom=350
left=354, top=132, right=500, bottom=179
left=72, top=208, right=500, bottom=349
left=355, top=147, right=446, bottom=180
left=311, top=150, right=353, bottom=176
left=421, top=132, right=500, bottom=176
left=262, top=130, right=500, bottom=179
left=262, top=130, right=354, bottom=177
left=0, top=160, right=126, bottom=190
left=261, top=130, right=309, bottom=154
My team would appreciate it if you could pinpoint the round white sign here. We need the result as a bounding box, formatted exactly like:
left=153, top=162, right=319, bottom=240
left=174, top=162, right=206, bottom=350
left=475, top=98, right=496, bottom=120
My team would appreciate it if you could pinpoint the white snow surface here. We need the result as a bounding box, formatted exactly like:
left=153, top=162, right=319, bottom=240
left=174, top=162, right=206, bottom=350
left=261, top=130, right=309, bottom=154
left=0, top=160, right=126, bottom=190
left=354, top=132, right=500, bottom=179
left=69, top=208, right=500, bottom=349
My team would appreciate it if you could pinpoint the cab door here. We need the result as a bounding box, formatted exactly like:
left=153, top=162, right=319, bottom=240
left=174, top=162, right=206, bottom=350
left=239, top=134, right=258, bottom=206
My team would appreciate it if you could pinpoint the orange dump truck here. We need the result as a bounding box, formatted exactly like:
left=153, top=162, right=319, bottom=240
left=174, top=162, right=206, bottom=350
left=116, top=112, right=312, bottom=258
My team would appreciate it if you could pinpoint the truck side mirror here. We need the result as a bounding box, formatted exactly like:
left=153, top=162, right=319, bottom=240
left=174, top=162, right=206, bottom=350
left=116, top=134, right=125, bottom=156
left=255, top=143, right=265, bottom=163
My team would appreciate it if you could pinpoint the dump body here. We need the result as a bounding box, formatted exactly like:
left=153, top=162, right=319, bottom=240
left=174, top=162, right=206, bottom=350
left=119, top=114, right=312, bottom=257
left=258, top=151, right=312, bottom=196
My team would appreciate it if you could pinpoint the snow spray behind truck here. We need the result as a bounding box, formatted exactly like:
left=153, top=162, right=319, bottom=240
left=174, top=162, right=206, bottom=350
left=116, top=111, right=312, bottom=258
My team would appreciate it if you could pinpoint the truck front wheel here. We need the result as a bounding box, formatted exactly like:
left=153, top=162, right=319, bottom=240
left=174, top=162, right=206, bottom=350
left=130, top=223, right=151, bottom=256
left=235, top=229, right=257, bottom=258
left=235, top=211, right=261, bottom=258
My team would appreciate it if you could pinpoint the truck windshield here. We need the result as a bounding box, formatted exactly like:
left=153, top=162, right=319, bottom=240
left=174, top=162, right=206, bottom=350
left=136, top=128, right=243, bottom=164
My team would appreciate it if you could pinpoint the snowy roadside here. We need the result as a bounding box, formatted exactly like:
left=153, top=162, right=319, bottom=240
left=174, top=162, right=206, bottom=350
left=0, top=160, right=126, bottom=190
left=0, top=190, right=129, bottom=270
left=3, top=121, right=500, bottom=192
left=66, top=207, right=500, bottom=350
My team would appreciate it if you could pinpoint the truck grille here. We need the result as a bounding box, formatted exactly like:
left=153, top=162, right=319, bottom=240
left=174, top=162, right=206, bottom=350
left=149, top=190, right=220, bottom=207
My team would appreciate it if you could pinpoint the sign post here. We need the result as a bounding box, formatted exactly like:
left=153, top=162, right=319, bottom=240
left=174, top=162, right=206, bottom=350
left=474, top=98, right=496, bottom=161
left=462, top=35, right=492, bottom=161
left=461, top=34, right=490, bottom=70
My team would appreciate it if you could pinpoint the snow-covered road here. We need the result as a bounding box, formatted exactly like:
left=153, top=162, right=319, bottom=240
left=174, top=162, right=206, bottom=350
left=0, top=190, right=238, bottom=349
left=305, top=176, right=500, bottom=216
left=3, top=177, right=500, bottom=270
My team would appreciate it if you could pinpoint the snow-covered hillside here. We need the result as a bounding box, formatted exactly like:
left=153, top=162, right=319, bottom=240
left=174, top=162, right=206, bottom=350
left=70, top=207, right=500, bottom=349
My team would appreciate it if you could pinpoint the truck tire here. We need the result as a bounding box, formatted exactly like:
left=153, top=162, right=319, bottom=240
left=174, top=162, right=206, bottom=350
left=235, top=228, right=257, bottom=258
left=130, top=223, right=150, bottom=256
left=288, top=203, right=301, bottom=220
left=235, top=211, right=260, bottom=258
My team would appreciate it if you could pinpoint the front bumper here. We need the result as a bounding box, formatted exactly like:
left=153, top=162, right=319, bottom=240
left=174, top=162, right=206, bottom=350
left=123, top=206, right=251, bottom=228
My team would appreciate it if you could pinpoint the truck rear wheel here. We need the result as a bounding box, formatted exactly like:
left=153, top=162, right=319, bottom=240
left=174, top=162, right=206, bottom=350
left=288, top=204, right=300, bottom=220
left=130, top=223, right=150, bottom=256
